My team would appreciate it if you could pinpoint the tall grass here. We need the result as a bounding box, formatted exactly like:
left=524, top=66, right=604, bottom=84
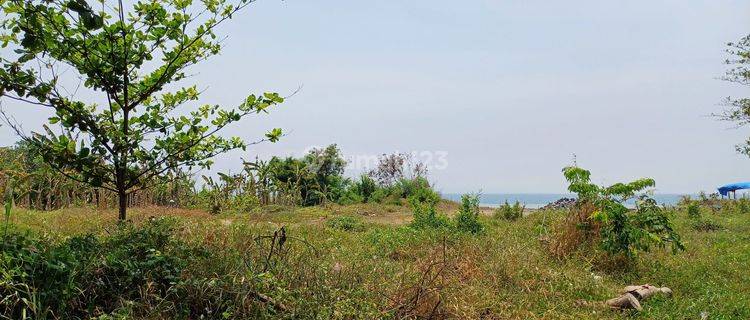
left=2, top=198, right=749, bottom=319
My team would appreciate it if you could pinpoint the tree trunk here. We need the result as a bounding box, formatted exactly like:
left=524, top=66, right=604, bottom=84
left=118, top=189, right=127, bottom=221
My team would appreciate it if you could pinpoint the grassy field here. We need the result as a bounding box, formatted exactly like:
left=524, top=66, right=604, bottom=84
left=3, top=202, right=749, bottom=319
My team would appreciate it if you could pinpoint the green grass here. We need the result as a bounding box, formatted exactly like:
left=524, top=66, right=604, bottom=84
left=2, top=204, right=749, bottom=319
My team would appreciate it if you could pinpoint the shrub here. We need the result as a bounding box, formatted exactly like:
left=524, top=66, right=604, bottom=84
left=691, top=219, right=723, bottom=231
left=721, top=198, right=750, bottom=214
left=409, top=198, right=451, bottom=230
left=1, top=230, right=96, bottom=318
left=494, top=201, right=524, bottom=221
left=353, top=174, right=378, bottom=202
left=337, top=192, right=366, bottom=205
left=738, top=198, right=750, bottom=214
left=368, top=188, right=389, bottom=204
left=454, top=194, right=484, bottom=234
left=559, top=166, right=684, bottom=258
left=685, top=200, right=701, bottom=219
left=682, top=198, right=723, bottom=231
left=0, top=218, right=198, bottom=319
left=232, top=193, right=261, bottom=212
left=396, top=177, right=438, bottom=200
left=326, top=215, right=366, bottom=232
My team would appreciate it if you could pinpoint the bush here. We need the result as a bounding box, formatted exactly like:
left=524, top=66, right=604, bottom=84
left=560, top=166, right=684, bottom=258
left=1, top=230, right=97, bottom=318
left=685, top=200, right=701, bottom=219
left=396, top=177, right=437, bottom=200
left=0, top=218, right=198, bottom=319
left=326, top=215, right=366, bottom=232
left=366, top=185, right=402, bottom=206
left=353, top=174, right=377, bottom=202
left=738, top=198, right=750, bottom=214
left=720, top=198, right=750, bottom=214
left=232, top=193, right=261, bottom=212
left=682, top=199, right=723, bottom=231
left=335, top=187, right=365, bottom=205
left=494, top=201, right=524, bottom=221
left=409, top=198, right=451, bottom=230
left=454, top=194, right=484, bottom=234
left=691, top=219, right=723, bottom=231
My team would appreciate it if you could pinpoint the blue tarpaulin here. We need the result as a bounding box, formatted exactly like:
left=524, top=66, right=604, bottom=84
left=717, top=182, right=750, bottom=196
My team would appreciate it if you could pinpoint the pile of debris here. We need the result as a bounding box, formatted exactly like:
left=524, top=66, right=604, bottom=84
left=540, top=198, right=577, bottom=210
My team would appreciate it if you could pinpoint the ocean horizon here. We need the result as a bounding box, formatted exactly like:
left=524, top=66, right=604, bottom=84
left=441, top=193, right=692, bottom=209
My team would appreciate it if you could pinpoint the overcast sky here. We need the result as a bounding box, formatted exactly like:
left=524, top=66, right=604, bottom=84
left=1, top=0, right=749, bottom=194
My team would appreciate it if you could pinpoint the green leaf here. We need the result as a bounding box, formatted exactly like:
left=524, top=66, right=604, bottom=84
left=265, top=128, right=282, bottom=142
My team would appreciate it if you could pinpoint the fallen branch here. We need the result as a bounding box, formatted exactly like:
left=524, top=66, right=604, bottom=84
left=605, top=284, right=673, bottom=311
left=250, top=291, right=289, bottom=313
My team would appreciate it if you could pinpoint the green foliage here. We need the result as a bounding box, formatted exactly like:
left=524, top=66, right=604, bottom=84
left=0, top=141, right=442, bottom=212
left=494, top=200, right=524, bottom=221
left=0, top=0, right=283, bottom=219
left=353, top=175, right=377, bottom=202
left=454, top=194, right=484, bottom=234
left=718, top=34, right=750, bottom=155
left=562, top=166, right=684, bottom=257
left=326, top=215, right=366, bottom=232
left=368, top=187, right=399, bottom=205
left=724, top=197, right=750, bottom=214
left=685, top=200, right=702, bottom=219
left=3, top=179, right=11, bottom=241
left=0, top=218, right=197, bottom=318
left=397, top=177, right=440, bottom=203
left=364, top=176, right=439, bottom=207
left=738, top=198, right=750, bottom=214
left=195, top=173, right=260, bottom=214
left=681, top=198, right=724, bottom=231
left=5, top=203, right=750, bottom=318
left=266, top=145, right=347, bottom=206
left=409, top=198, right=451, bottom=230
left=690, top=218, right=723, bottom=232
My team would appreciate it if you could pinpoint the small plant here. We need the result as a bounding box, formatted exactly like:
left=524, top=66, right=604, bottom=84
left=683, top=198, right=723, bottom=231
left=454, top=194, right=484, bottom=234
left=326, top=215, right=366, bottom=232
left=686, top=201, right=702, bottom=219
left=494, top=201, right=524, bottom=221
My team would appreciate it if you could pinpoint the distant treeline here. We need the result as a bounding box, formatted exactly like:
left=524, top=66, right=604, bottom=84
left=0, top=142, right=438, bottom=212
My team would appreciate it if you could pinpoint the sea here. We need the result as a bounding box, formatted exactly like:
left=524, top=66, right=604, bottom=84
left=441, top=193, right=691, bottom=209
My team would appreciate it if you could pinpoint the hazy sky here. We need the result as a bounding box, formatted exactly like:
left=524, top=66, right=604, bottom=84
left=1, top=0, right=749, bottom=194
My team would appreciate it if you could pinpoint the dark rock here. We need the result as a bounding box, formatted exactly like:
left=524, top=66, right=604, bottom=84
left=540, top=198, right=577, bottom=210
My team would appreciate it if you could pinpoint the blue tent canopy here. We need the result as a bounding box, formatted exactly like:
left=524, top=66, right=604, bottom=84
left=717, top=182, right=750, bottom=196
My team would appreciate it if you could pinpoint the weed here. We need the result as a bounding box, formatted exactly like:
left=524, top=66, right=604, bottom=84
left=326, top=215, right=366, bottom=232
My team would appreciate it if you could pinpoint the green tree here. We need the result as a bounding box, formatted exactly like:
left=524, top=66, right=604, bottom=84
left=0, top=0, right=283, bottom=220
left=718, top=34, right=750, bottom=154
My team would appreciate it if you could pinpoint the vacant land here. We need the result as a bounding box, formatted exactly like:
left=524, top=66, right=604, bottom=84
left=3, top=202, right=748, bottom=319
